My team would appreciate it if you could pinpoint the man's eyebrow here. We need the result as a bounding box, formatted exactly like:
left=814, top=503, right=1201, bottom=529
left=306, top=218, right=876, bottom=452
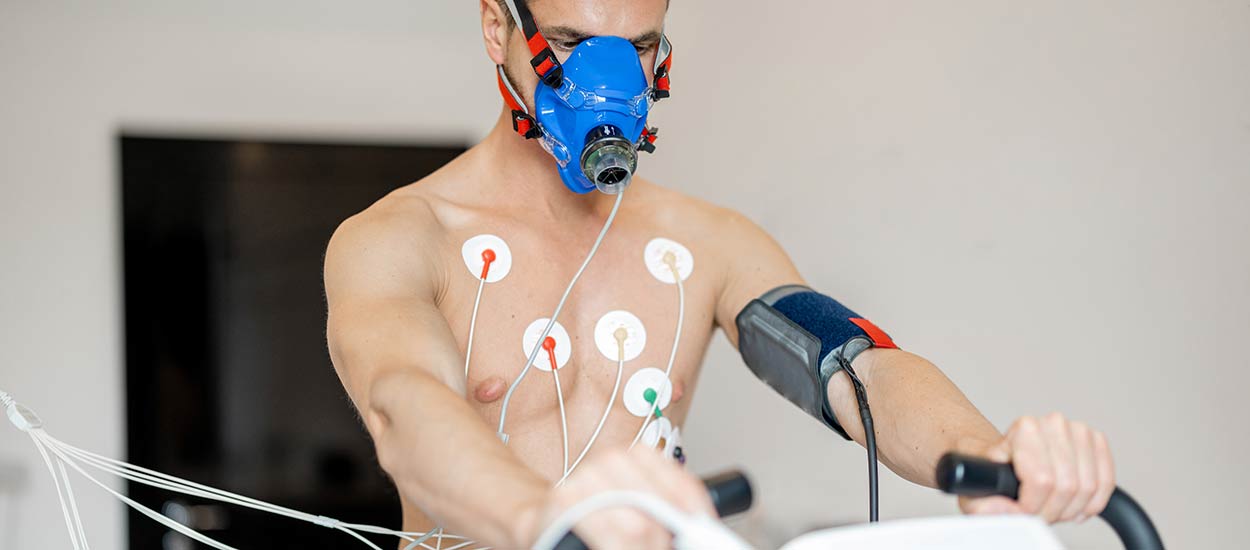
left=629, top=30, right=663, bottom=45
left=542, top=25, right=663, bottom=46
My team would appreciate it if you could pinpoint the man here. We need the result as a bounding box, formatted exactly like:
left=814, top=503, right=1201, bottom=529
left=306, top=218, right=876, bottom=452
left=324, top=0, right=1116, bottom=548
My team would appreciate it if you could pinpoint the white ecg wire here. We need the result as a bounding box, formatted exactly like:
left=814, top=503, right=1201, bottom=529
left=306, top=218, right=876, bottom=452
left=30, top=431, right=86, bottom=549
left=464, top=275, right=487, bottom=379
left=531, top=491, right=684, bottom=550
left=552, top=357, right=570, bottom=477
left=630, top=259, right=685, bottom=448
left=2, top=192, right=641, bottom=550
left=436, top=234, right=495, bottom=550
left=497, top=192, right=625, bottom=440
left=557, top=340, right=625, bottom=486
left=530, top=489, right=751, bottom=550
left=3, top=390, right=480, bottom=550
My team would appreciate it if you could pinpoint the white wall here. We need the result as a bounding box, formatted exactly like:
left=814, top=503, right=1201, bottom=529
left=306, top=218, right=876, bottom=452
left=1, top=1, right=1246, bottom=549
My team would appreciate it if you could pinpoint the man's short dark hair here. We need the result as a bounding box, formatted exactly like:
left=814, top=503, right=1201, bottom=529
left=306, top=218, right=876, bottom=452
left=497, top=1, right=670, bottom=33
left=497, top=0, right=516, bottom=30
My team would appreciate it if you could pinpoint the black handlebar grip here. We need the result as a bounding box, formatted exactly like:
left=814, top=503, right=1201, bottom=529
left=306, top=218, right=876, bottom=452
left=936, top=453, right=1021, bottom=499
left=552, top=470, right=752, bottom=550
left=936, top=453, right=1164, bottom=550
left=1100, top=490, right=1166, bottom=550
left=700, top=470, right=754, bottom=517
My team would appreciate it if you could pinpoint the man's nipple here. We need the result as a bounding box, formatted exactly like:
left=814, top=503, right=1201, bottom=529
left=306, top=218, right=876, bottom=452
left=670, top=379, right=686, bottom=404
left=474, top=376, right=507, bottom=403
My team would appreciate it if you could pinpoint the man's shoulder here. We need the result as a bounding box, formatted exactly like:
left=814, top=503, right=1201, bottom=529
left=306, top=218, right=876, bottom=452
left=331, top=145, right=480, bottom=251
left=333, top=185, right=445, bottom=253
left=324, top=180, right=451, bottom=293
left=629, top=179, right=763, bottom=240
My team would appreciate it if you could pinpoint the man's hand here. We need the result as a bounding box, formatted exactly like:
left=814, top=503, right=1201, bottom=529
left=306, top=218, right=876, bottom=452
left=517, top=448, right=715, bottom=550
left=960, top=412, right=1116, bottom=523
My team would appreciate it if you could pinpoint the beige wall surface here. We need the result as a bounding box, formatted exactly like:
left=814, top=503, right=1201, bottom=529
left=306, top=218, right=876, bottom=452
left=1, top=1, right=1246, bottom=548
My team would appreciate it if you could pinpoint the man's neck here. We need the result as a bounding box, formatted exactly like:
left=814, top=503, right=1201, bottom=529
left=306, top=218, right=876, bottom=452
left=475, top=109, right=617, bottom=219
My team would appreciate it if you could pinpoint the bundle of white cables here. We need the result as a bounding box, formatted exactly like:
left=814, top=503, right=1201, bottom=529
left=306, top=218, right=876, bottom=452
left=530, top=490, right=751, bottom=550
left=1, top=390, right=486, bottom=550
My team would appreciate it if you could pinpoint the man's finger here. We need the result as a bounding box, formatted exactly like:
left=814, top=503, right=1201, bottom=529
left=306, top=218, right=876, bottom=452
left=628, top=447, right=715, bottom=516
left=564, top=459, right=673, bottom=550
left=1086, top=430, right=1116, bottom=519
left=1061, top=421, right=1099, bottom=522
left=1008, top=417, right=1054, bottom=517
left=576, top=507, right=671, bottom=550
left=1037, top=413, right=1078, bottom=523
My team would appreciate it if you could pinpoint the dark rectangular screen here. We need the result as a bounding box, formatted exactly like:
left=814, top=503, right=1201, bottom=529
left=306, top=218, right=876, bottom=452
left=121, top=136, right=464, bottom=549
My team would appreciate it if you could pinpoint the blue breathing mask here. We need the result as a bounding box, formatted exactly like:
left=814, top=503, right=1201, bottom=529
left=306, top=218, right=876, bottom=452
left=497, top=0, right=673, bottom=194
left=533, top=37, right=653, bottom=194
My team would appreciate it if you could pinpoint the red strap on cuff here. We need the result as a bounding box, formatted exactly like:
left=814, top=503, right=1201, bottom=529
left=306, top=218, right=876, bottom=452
left=850, top=318, right=898, bottom=349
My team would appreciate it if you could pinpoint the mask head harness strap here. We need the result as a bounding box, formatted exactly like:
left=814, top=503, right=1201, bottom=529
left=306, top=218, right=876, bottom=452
left=652, top=34, right=673, bottom=101
left=497, top=65, right=541, bottom=139
left=505, top=0, right=564, bottom=88
left=496, top=0, right=674, bottom=150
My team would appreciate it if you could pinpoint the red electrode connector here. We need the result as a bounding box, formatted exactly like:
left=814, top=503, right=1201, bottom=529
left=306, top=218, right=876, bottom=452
left=542, top=336, right=559, bottom=370
left=480, top=249, right=497, bottom=280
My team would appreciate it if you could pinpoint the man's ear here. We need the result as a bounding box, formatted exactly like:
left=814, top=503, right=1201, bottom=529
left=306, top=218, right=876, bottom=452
left=480, top=0, right=510, bottom=65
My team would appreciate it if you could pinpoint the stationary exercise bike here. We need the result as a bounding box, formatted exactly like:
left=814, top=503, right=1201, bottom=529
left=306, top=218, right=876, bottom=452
left=549, top=453, right=1164, bottom=550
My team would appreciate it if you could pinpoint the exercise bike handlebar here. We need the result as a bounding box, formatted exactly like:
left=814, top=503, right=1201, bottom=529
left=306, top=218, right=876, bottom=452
left=937, top=453, right=1164, bottom=550
left=552, top=470, right=753, bottom=550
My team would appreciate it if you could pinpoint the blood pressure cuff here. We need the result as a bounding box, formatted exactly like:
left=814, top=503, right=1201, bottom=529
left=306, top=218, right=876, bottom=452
left=735, top=285, right=898, bottom=440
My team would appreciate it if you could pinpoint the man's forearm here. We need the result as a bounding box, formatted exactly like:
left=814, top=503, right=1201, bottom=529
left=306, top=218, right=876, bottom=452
left=827, top=348, right=1002, bottom=486
left=366, top=370, right=548, bottom=547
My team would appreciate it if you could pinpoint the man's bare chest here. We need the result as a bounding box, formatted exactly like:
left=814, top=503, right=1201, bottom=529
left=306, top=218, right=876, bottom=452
left=434, top=222, right=716, bottom=454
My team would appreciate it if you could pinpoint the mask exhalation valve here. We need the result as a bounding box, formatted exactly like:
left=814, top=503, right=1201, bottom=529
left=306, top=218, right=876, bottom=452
left=581, top=124, right=638, bottom=194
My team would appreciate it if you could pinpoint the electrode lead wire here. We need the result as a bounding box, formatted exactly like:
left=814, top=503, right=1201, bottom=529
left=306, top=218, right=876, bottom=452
left=557, top=337, right=626, bottom=485
left=630, top=258, right=685, bottom=448
left=3, top=390, right=461, bottom=550
left=497, top=192, right=625, bottom=440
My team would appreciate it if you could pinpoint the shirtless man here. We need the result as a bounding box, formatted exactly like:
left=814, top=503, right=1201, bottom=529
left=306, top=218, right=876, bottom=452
left=324, top=0, right=1117, bottom=548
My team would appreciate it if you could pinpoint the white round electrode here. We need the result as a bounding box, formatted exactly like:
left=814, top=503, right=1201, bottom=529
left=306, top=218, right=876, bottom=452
left=641, top=416, right=673, bottom=448
left=623, top=367, right=673, bottom=417
left=644, top=238, right=694, bottom=284
left=462, top=234, right=513, bottom=283
left=521, top=318, right=571, bottom=372
left=594, top=310, right=647, bottom=362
